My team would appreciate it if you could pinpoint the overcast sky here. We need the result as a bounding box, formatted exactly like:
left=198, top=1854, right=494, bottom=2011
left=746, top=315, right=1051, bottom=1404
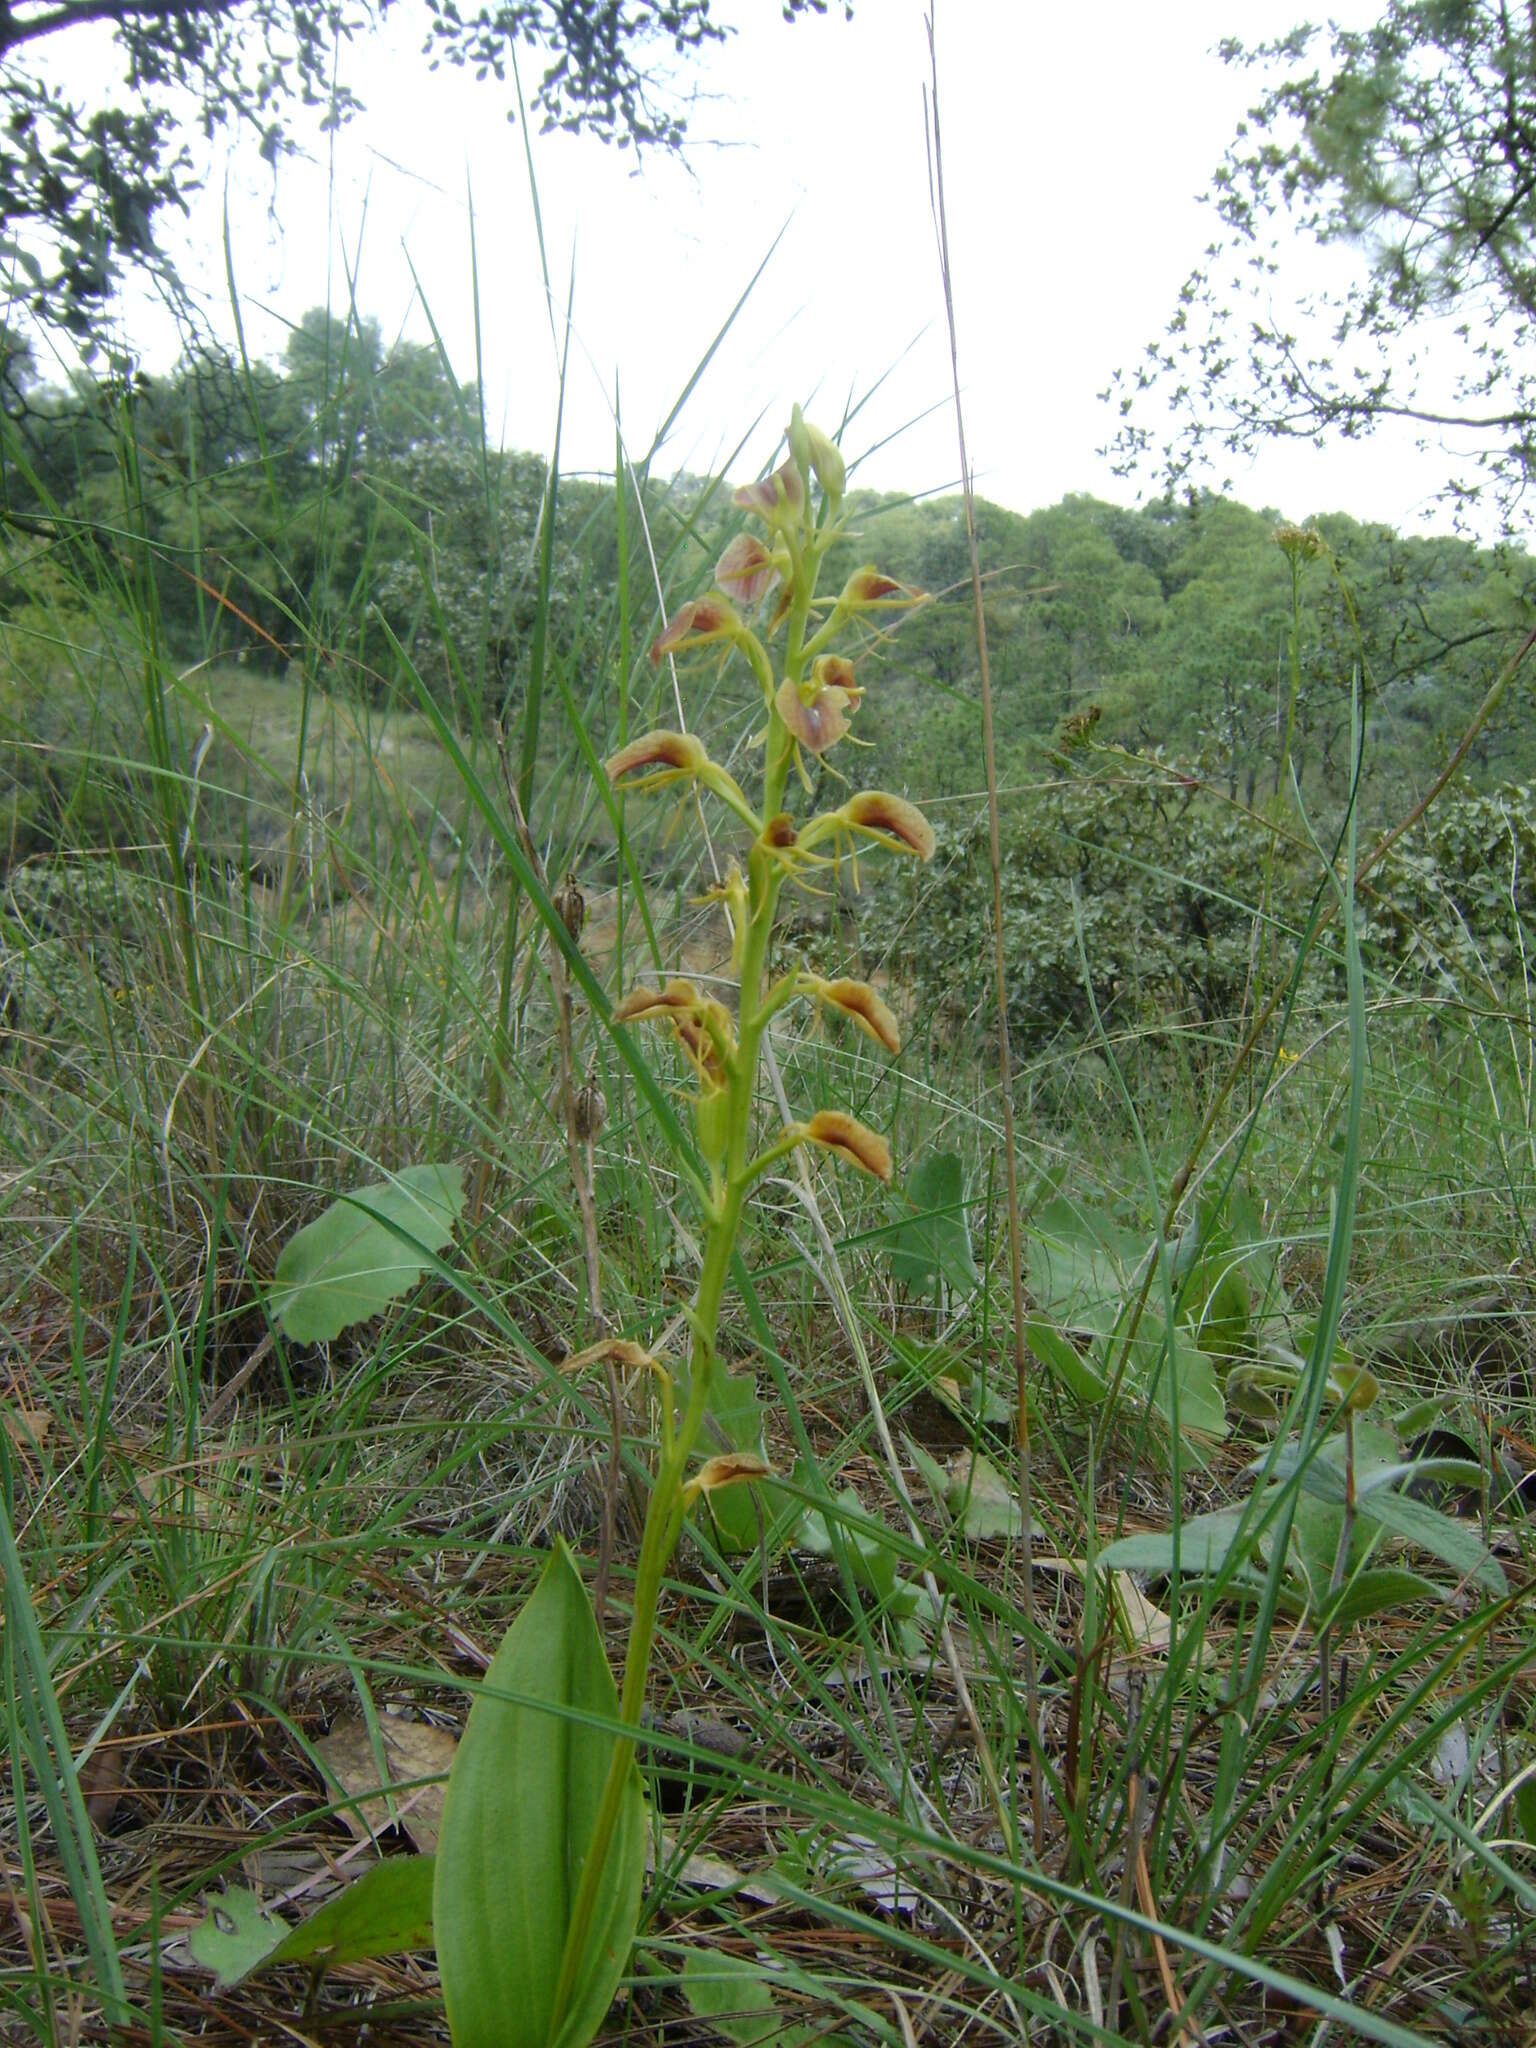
left=63, top=0, right=1475, bottom=535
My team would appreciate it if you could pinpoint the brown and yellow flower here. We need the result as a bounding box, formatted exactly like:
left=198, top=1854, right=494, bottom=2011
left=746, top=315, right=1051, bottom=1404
left=733, top=456, right=806, bottom=529
left=715, top=533, right=783, bottom=609
left=794, top=1109, right=893, bottom=1182
left=836, top=565, right=922, bottom=612
left=614, top=979, right=734, bottom=1091
left=775, top=653, right=862, bottom=756
left=799, top=973, right=900, bottom=1056
left=683, top=1450, right=773, bottom=1507
left=605, top=729, right=760, bottom=832
left=650, top=596, right=747, bottom=666
left=802, top=789, right=936, bottom=864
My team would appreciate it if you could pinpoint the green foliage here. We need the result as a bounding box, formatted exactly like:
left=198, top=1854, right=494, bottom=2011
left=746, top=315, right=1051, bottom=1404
left=189, top=1857, right=435, bottom=1989
left=1099, top=1423, right=1508, bottom=1613
left=433, top=1539, right=645, bottom=2048
left=891, top=763, right=1536, bottom=1058
left=680, top=1951, right=862, bottom=2048
left=885, top=1150, right=977, bottom=1297
left=1109, top=2, right=1536, bottom=531
left=268, top=1164, right=466, bottom=1343
left=1025, top=1193, right=1229, bottom=1445
left=696, top=1369, right=771, bottom=1555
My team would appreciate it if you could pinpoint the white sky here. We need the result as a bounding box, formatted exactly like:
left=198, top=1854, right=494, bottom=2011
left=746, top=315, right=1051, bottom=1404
left=39, top=0, right=1485, bottom=534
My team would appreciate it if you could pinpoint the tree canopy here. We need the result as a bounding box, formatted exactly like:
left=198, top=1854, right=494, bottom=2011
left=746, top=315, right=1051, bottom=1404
left=0, top=0, right=847, bottom=351
left=1107, top=2, right=1536, bottom=535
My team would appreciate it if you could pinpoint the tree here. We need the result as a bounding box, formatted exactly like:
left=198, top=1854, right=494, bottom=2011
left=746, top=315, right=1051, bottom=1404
left=1106, top=3, right=1536, bottom=534
left=0, top=0, right=848, bottom=351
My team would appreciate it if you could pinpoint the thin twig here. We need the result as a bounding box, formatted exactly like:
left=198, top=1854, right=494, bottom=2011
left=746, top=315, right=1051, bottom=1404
left=923, top=6, right=1044, bottom=1858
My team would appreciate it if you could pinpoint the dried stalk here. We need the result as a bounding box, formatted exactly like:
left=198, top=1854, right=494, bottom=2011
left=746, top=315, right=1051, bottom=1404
left=923, top=6, right=1044, bottom=1856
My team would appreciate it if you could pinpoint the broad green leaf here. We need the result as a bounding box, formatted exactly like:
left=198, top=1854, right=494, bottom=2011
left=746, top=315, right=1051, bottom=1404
left=1025, top=1315, right=1107, bottom=1405
left=1028, top=1203, right=1226, bottom=1440
left=799, top=1487, right=899, bottom=1604
left=682, top=1951, right=780, bottom=2046
left=1097, top=1505, right=1254, bottom=1577
left=902, top=1433, right=952, bottom=1513
left=1285, top=1491, right=1347, bottom=1599
left=1324, top=1567, right=1446, bottom=1628
left=273, top=1853, right=434, bottom=1969
left=887, top=1152, right=978, bottom=1295
left=188, top=1888, right=287, bottom=1988
left=433, top=1539, right=644, bottom=2048
left=1355, top=1487, right=1508, bottom=1597
left=1227, top=1362, right=1294, bottom=1424
left=1266, top=1445, right=1507, bottom=1595
left=1135, top=1328, right=1228, bottom=1442
left=190, top=1859, right=436, bottom=1988
left=680, top=1953, right=861, bottom=2048
left=945, top=1451, right=1024, bottom=1540
left=697, top=1372, right=769, bottom=1555
left=1172, top=1213, right=1251, bottom=1357
left=1394, top=1394, right=1455, bottom=1441
left=1028, top=1196, right=1148, bottom=1338
left=269, top=1165, right=465, bottom=1342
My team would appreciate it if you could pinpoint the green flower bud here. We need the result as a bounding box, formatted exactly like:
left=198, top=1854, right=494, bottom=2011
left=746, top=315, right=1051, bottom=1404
left=805, top=419, right=845, bottom=506
left=788, top=403, right=815, bottom=492
left=694, top=1085, right=730, bottom=1171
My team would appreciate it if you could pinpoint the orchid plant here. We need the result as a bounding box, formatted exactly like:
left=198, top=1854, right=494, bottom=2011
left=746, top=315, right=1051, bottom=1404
left=432, top=409, right=936, bottom=2048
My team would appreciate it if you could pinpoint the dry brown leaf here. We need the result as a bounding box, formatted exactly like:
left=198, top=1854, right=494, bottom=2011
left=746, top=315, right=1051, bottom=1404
left=646, top=1829, right=781, bottom=1907
left=1109, top=1572, right=1174, bottom=1655
left=79, top=1746, right=126, bottom=1833
left=2, top=1407, right=51, bottom=1447
left=313, top=1714, right=459, bottom=1854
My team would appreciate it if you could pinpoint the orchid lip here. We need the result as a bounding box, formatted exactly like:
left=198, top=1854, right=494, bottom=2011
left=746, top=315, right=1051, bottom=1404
left=613, top=978, right=702, bottom=1024
left=563, top=1337, right=662, bottom=1376
left=776, top=675, right=852, bottom=754
left=803, top=974, right=901, bottom=1055
left=692, top=1452, right=772, bottom=1493
left=715, top=533, right=781, bottom=607
left=799, top=1109, right=893, bottom=1181
left=845, top=792, right=937, bottom=859
left=606, top=730, right=707, bottom=781
left=839, top=565, right=923, bottom=610
left=650, top=595, right=743, bottom=665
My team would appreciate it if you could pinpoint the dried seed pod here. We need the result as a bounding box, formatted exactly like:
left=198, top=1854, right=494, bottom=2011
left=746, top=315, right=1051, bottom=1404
left=573, top=1081, right=606, bottom=1142
left=554, top=870, right=586, bottom=941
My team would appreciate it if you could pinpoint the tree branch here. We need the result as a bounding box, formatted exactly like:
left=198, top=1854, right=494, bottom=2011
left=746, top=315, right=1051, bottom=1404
left=0, top=0, right=248, bottom=58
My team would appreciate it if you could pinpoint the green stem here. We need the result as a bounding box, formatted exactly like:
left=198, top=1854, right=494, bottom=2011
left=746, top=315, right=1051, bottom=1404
left=551, top=514, right=816, bottom=2036
left=548, top=823, right=786, bottom=2034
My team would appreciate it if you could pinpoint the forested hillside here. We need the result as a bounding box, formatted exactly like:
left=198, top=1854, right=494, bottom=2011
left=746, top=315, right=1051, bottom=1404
left=5, top=308, right=1534, bottom=858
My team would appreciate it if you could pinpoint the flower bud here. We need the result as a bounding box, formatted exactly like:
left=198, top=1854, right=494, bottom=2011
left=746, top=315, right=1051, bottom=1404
left=788, top=403, right=814, bottom=490
left=804, top=415, right=846, bottom=506
left=694, top=1084, right=730, bottom=1171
